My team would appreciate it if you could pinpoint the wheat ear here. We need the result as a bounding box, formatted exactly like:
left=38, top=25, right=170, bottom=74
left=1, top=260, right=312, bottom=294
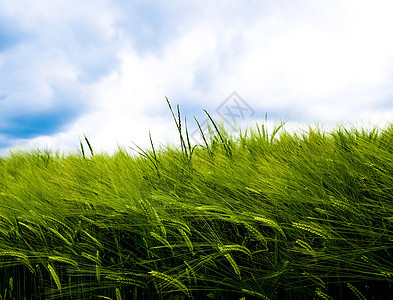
left=149, top=271, right=190, bottom=297
left=346, top=283, right=367, bottom=300
left=48, top=264, right=61, bottom=291
left=241, top=289, right=270, bottom=300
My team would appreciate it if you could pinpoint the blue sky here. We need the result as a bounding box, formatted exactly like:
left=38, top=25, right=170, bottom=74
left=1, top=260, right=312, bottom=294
left=1, top=0, right=393, bottom=156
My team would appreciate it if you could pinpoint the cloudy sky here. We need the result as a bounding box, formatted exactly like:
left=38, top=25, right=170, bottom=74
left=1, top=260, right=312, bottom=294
left=1, top=0, right=393, bottom=156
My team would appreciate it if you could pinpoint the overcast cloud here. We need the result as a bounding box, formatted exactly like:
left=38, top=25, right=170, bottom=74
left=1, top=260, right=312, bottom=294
left=1, top=0, right=393, bottom=156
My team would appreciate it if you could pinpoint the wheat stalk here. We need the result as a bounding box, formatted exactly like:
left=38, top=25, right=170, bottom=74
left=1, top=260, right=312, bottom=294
left=48, top=227, right=73, bottom=246
left=105, top=275, right=143, bottom=287
left=295, top=240, right=317, bottom=261
left=183, top=260, right=197, bottom=285
left=96, top=251, right=101, bottom=282
left=0, top=251, right=35, bottom=273
left=150, top=231, right=173, bottom=253
left=0, top=251, right=28, bottom=260
left=115, top=287, right=121, bottom=300
left=222, top=252, right=241, bottom=278
left=81, top=252, right=101, bottom=265
left=96, top=264, right=101, bottom=283
left=380, top=271, right=393, bottom=279
left=149, top=270, right=190, bottom=297
left=20, top=258, right=35, bottom=274
left=195, top=205, right=229, bottom=212
left=346, top=283, right=367, bottom=300
left=18, top=222, right=41, bottom=239
left=179, top=228, right=193, bottom=254
left=329, top=196, right=360, bottom=216
left=302, top=272, right=325, bottom=288
left=254, top=216, right=286, bottom=238
left=48, top=256, right=78, bottom=268
left=139, top=199, right=166, bottom=236
left=42, top=215, right=73, bottom=234
left=48, top=264, right=61, bottom=291
left=315, top=287, right=334, bottom=300
left=243, top=222, right=267, bottom=247
left=292, top=222, right=329, bottom=239
left=0, top=214, right=13, bottom=227
left=162, top=219, right=191, bottom=234
left=82, top=230, right=103, bottom=248
left=97, top=296, right=112, bottom=300
left=218, top=244, right=252, bottom=257
left=241, top=289, right=270, bottom=299
left=8, top=277, right=13, bottom=294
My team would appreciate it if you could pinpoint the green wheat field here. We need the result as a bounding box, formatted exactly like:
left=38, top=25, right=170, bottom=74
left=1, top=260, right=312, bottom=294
left=0, top=101, right=392, bottom=299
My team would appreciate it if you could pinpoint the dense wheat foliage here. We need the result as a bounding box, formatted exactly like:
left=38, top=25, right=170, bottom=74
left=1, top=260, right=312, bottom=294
left=0, top=104, right=392, bottom=299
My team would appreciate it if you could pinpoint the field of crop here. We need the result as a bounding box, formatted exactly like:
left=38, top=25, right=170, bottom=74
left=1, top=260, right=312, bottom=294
left=0, top=103, right=392, bottom=299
